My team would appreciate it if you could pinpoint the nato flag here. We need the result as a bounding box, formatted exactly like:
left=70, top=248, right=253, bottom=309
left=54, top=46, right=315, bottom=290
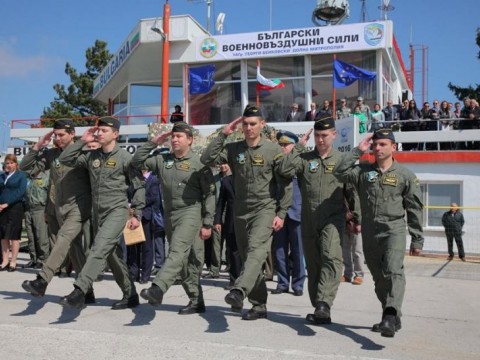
left=189, top=64, right=216, bottom=94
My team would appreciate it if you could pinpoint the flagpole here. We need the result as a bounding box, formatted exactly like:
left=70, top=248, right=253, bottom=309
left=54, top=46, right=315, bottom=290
left=332, top=54, right=337, bottom=120
left=184, top=63, right=189, bottom=124
left=256, top=59, right=260, bottom=106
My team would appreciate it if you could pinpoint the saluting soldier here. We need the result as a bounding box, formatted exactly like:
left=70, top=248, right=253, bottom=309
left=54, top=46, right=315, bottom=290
left=132, top=122, right=215, bottom=314
left=276, top=118, right=346, bottom=325
left=201, top=105, right=292, bottom=321
left=334, top=129, right=424, bottom=337
left=21, top=119, right=94, bottom=302
left=58, top=116, right=144, bottom=310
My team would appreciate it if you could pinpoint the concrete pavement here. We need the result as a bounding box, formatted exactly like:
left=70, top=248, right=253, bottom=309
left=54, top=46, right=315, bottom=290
left=1, top=253, right=479, bottom=360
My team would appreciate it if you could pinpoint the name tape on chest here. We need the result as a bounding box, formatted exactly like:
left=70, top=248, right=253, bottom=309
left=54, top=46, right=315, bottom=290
left=382, top=174, right=398, bottom=186
left=178, top=161, right=191, bottom=171
left=105, top=159, right=117, bottom=168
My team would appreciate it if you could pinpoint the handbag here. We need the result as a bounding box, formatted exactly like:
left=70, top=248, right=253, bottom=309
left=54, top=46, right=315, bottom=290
left=123, top=220, right=146, bottom=246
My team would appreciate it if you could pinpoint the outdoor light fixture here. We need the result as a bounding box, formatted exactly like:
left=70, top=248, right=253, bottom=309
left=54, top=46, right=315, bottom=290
left=312, top=0, right=350, bottom=26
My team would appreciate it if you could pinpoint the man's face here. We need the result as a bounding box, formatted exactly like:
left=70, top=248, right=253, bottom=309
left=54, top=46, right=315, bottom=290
left=170, top=132, right=192, bottom=153
left=53, top=129, right=75, bottom=149
left=279, top=142, right=295, bottom=154
left=96, top=126, right=118, bottom=146
left=242, top=116, right=264, bottom=141
left=314, top=129, right=336, bottom=152
left=219, top=163, right=230, bottom=174
left=372, top=139, right=396, bottom=161
left=310, top=103, right=317, bottom=110
left=323, top=100, right=329, bottom=108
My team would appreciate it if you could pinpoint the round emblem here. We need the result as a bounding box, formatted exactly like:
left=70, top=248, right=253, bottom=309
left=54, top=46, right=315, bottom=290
left=93, top=159, right=101, bottom=168
left=199, top=37, right=218, bottom=59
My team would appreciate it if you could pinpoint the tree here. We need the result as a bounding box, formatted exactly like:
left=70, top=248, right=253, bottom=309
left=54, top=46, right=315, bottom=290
left=448, top=28, right=480, bottom=101
left=41, top=40, right=112, bottom=126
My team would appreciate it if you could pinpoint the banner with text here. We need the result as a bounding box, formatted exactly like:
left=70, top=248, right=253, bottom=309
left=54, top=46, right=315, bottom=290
left=195, top=21, right=391, bottom=61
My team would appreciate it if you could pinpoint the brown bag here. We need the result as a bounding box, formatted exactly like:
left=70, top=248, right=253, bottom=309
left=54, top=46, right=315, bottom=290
left=123, top=220, right=146, bottom=246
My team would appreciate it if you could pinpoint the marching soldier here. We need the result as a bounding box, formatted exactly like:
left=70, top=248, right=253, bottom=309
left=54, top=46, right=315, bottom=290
left=334, top=129, right=424, bottom=337
left=201, top=105, right=292, bottom=320
left=133, top=122, right=215, bottom=314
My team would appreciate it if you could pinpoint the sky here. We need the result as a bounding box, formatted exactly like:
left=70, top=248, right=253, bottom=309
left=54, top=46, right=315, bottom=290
left=1, top=0, right=478, bottom=152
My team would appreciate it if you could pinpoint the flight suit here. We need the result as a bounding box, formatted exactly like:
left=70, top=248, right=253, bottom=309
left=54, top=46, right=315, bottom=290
left=20, top=146, right=91, bottom=283
left=201, top=133, right=292, bottom=308
left=58, top=141, right=144, bottom=298
left=334, top=147, right=424, bottom=316
left=131, top=142, right=215, bottom=306
left=24, top=171, right=50, bottom=265
left=277, top=144, right=345, bottom=308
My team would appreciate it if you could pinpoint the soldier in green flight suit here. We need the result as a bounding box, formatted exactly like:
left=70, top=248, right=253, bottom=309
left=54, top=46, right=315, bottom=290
left=20, top=119, right=94, bottom=302
left=58, top=116, right=144, bottom=311
left=23, top=170, right=50, bottom=269
left=200, top=105, right=292, bottom=321
left=133, top=122, right=215, bottom=315
left=276, top=118, right=347, bottom=325
left=334, top=128, right=424, bottom=338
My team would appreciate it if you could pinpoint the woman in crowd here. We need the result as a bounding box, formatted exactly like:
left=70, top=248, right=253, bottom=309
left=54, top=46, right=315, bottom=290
left=370, top=103, right=385, bottom=132
left=352, top=105, right=368, bottom=134
left=0, top=154, right=28, bottom=271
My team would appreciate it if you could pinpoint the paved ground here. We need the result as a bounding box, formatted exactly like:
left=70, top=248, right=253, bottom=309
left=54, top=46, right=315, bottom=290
left=1, top=253, right=479, bottom=360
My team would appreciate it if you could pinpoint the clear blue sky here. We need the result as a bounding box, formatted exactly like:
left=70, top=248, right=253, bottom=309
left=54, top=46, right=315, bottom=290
left=0, top=0, right=478, bottom=151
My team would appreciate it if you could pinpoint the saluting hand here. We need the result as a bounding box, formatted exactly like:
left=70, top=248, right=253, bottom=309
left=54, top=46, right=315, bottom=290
left=272, top=216, right=284, bottom=232
left=81, top=126, right=98, bottom=143
left=33, top=130, right=54, bottom=151
left=358, top=134, right=373, bottom=152
left=152, top=131, right=172, bottom=145
left=222, top=117, right=243, bottom=136
left=299, top=128, right=313, bottom=147
left=214, top=224, right=222, bottom=233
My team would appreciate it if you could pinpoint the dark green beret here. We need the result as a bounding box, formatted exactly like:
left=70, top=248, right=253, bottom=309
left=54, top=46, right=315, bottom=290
left=372, top=128, right=396, bottom=142
left=243, top=105, right=262, bottom=118
left=98, top=116, right=121, bottom=130
left=314, top=117, right=335, bottom=130
left=172, top=121, right=193, bottom=137
left=53, top=118, right=75, bottom=130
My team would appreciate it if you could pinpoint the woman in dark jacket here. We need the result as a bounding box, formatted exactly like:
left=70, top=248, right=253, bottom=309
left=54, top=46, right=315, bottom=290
left=0, top=154, right=28, bottom=271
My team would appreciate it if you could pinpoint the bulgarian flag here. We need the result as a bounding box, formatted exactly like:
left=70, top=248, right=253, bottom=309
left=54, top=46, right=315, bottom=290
left=256, top=66, right=285, bottom=91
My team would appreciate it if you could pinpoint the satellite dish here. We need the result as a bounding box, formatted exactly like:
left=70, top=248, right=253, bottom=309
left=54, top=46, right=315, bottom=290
left=312, top=0, right=350, bottom=26
left=216, top=12, right=226, bottom=34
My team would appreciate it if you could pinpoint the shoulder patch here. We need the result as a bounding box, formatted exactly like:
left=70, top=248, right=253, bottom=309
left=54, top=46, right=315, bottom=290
left=273, top=153, right=284, bottom=162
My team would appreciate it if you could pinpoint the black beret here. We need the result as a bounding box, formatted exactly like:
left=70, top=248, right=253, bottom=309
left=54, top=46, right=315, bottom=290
left=314, top=117, right=335, bottom=130
left=172, top=121, right=193, bottom=137
left=53, top=118, right=75, bottom=130
left=98, top=116, right=121, bottom=130
left=372, top=128, right=396, bottom=142
left=276, top=130, right=299, bottom=144
left=243, top=105, right=262, bottom=118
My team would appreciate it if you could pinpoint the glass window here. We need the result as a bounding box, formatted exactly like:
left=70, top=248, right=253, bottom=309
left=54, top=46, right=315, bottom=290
left=113, top=87, right=128, bottom=115
left=421, top=183, right=461, bottom=227
left=189, top=82, right=242, bottom=126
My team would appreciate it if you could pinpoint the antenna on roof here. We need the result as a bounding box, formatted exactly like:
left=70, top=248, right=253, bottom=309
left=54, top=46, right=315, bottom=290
left=378, top=0, right=395, bottom=20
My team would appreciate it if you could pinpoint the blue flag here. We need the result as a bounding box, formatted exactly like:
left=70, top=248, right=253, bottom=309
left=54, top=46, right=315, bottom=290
left=333, top=59, right=376, bottom=88
left=189, top=65, right=215, bottom=95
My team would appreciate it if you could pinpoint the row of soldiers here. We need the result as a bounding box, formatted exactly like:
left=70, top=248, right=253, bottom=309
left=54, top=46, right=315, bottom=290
left=20, top=106, right=424, bottom=339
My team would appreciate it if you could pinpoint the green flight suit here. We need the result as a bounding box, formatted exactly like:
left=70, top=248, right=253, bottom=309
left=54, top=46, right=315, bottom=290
left=24, top=171, right=50, bottom=264
left=334, top=147, right=424, bottom=317
left=20, top=146, right=92, bottom=283
left=201, top=133, right=292, bottom=307
left=277, top=144, right=345, bottom=308
left=59, top=141, right=144, bottom=297
left=131, top=142, right=215, bottom=306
